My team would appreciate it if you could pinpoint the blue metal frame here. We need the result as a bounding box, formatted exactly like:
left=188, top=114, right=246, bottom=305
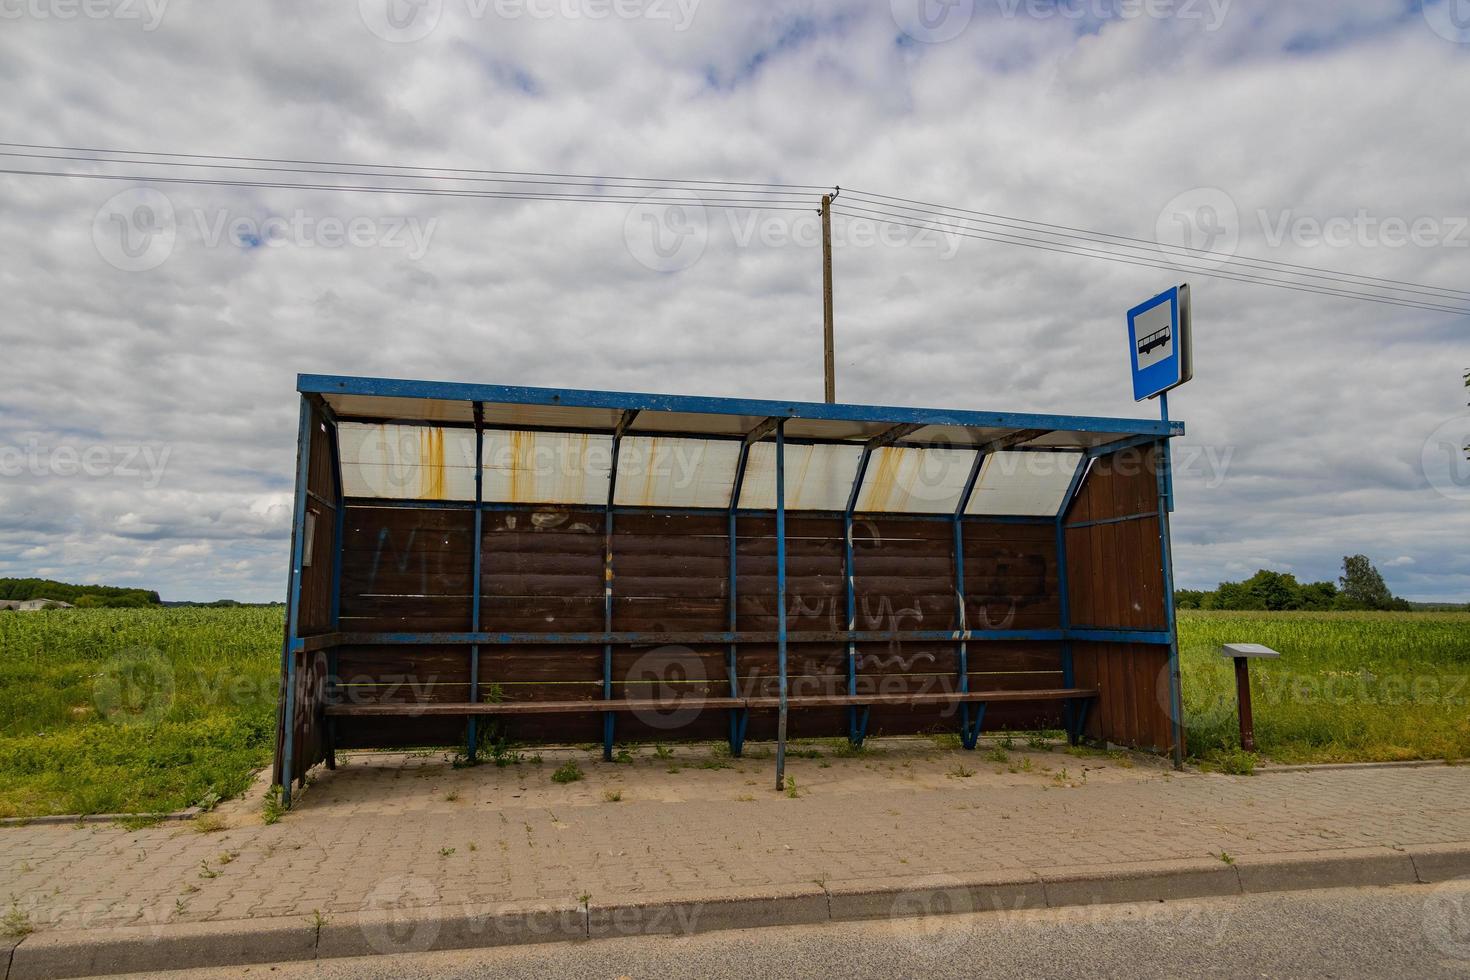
left=725, top=428, right=761, bottom=757
left=601, top=410, right=637, bottom=761
left=299, top=374, right=1183, bottom=441
left=953, top=450, right=986, bottom=750
left=324, top=408, right=345, bottom=772
left=280, top=396, right=315, bottom=808
left=774, top=421, right=789, bottom=792
left=331, top=627, right=1171, bottom=646
left=842, top=446, right=874, bottom=745
left=1054, top=455, right=1089, bottom=746
left=467, top=401, right=485, bottom=762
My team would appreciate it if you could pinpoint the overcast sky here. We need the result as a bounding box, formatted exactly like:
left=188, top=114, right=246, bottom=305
left=1, top=0, right=1467, bottom=602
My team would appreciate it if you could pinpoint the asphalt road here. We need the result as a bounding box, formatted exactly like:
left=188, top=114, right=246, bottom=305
left=136, top=881, right=1470, bottom=979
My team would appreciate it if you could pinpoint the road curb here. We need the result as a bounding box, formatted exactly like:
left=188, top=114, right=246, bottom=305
left=1037, top=857, right=1242, bottom=907
left=11, top=844, right=1470, bottom=977
left=589, top=883, right=829, bottom=938
left=1233, top=846, right=1419, bottom=894
left=6, top=914, right=315, bottom=980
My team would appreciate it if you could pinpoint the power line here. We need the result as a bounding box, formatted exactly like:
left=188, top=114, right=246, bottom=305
left=0, top=150, right=816, bottom=201
left=0, top=141, right=826, bottom=192
left=2, top=140, right=1464, bottom=315
left=831, top=206, right=1470, bottom=317
left=835, top=201, right=1470, bottom=313
left=843, top=187, right=1470, bottom=302
left=0, top=167, right=815, bottom=211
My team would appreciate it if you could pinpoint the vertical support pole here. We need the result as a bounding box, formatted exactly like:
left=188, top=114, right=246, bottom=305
left=325, top=413, right=344, bottom=771
left=467, top=402, right=485, bottom=762
left=602, top=411, right=635, bottom=762
left=1233, top=656, right=1256, bottom=752
left=821, top=193, right=835, bottom=404
left=1056, top=455, right=1089, bottom=745
left=279, top=396, right=314, bottom=808
left=954, top=450, right=985, bottom=750
left=843, top=447, right=873, bottom=745
left=774, top=421, right=789, bottom=792
left=727, top=442, right=753, bottom=757
left=1156, top=394, right=1186, bottom=769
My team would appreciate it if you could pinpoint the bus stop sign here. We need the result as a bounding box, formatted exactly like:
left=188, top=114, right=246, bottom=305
left=1127, top=284, right=1193, bottom=401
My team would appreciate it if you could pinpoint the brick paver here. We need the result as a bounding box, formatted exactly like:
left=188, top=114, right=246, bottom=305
left=2, top=739, right=1467, bottom=935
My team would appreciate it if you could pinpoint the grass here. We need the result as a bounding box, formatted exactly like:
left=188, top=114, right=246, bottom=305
left=550, top=761, right=583, bottom=784
left=2, top=608, right=1467, bottom=817
left=0, top=607, right=279, bottom=818
left=1177, top=611, right=1470, bottom=766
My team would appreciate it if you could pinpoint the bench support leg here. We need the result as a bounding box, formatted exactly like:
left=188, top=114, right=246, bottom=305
left=1068, top=699, right=1091, bottom=746
left=961, top=702, right=987, bottom=751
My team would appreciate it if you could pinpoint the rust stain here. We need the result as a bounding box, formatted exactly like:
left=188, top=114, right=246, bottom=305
left=509, top=430, right=530, bottom=502
left=864, top=447, right=908, bottom=511
left=417, top=427, right=446, bottom=500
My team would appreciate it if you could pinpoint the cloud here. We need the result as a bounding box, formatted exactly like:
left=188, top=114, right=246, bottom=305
left=0, top=1, right=1466, bottom=600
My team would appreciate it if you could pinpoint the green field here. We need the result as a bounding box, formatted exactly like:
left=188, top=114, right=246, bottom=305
left=1178, top=611, right=1470, bottom=766
left=0, top=607, right=279, bottom=818
left=0, top=608, right=1467, bottom=817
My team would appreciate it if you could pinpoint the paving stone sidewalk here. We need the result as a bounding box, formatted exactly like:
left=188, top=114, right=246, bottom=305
left=3, top=739, right=1468, bottom=937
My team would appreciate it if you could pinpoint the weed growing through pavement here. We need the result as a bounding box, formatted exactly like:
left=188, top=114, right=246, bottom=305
left=602, top=790, right=623, bottom=803
left=192, top=813, right=226, bottom=834
left=2, top=899, right=33, bottom=938
left=948, top=763, right=976, bottom=778
left=261, top=785, right=284, bottom=825
left=551, top=761, right=583, bottom=784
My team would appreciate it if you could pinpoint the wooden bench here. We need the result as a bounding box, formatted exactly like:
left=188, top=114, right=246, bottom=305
left=324, top=688, right=1098, bottom=754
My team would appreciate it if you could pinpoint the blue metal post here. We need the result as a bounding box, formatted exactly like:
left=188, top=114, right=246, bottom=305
left=843, top=447, right=873, bottom=745
left=954, top=450, right=986, bottom=750
left=774, top=421, right=789, bottom=792
left=1156, top=395, right=1185, bottom=767
left=467, top=402, right=484, bottom=762
left=325, top=413, right=344, bottom=771
left=280, top=396, right=314, bottom=808
left=727, top=440, right=754, bottom=757
left=602, top=410, right=635, bottom=761
left=1056, top=454, right=1092, bottom=743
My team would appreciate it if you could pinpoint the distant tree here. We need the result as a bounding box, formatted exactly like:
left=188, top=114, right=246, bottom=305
left=1338, top=555, right=1395, bottom=610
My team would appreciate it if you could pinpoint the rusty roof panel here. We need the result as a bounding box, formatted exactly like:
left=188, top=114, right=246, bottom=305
left=612, top=436, right=742, bottom=509
left=738, top=443, right=865, bottom=511
left=482, top=430, right=613, bottom=505
left=338, top=422, right=477, bottom=501
left=855, top=447, right=977, bottom=514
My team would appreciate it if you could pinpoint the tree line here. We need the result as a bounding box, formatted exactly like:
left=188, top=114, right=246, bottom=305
left=0, top=578, right=161, bottom=608
left=1174, top=555, right=1424, bottom=612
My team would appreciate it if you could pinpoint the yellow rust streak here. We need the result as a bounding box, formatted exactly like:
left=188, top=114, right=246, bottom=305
left=864, top=447, right=908, bottom=511
left=509, top=430, right=530, bottom=502
left=417, top=427, right=446, bottom=500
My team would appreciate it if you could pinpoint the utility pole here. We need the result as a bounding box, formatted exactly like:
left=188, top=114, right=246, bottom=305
left=821, top=190, right=837, bottom=403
